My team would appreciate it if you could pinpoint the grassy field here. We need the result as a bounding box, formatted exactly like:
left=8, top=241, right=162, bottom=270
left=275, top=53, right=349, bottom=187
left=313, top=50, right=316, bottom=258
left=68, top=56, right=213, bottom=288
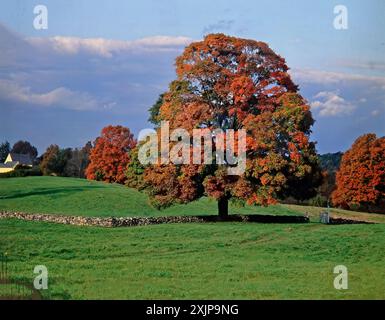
left=1, top=176, right=384, bottom=299
left=1, top=219, right=384, bottom=299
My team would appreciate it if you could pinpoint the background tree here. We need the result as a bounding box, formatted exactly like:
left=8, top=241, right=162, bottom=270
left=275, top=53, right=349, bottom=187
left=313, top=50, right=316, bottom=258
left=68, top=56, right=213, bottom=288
left=63, top=148, right=81, bottom=177
left=126, top=146, right=146, bottom=190
left=63, top=142, right=92, bottom=178
left=55, top=148, right=72, bottom=176
left=11, top=140, right=38, bottom=159
left=79, top=141, right=92, bottom=177
left=319, top=152, right=343, bottom=174
left=40, top=145, right=70, bottom=176
left=86, top=126, right=136, bottom=184
left=139, top=33, right=321, bottom=217
left=332, top=134, right=385, bottom=213
left=317, top=152, right=343, bottom=201
left=0, top=141, right=10, bottom=162
left=40, top=143, right=91, bottom=177
left=40, top=144, right=60, bottom=176
left=148, top=93, right=164, bottom=127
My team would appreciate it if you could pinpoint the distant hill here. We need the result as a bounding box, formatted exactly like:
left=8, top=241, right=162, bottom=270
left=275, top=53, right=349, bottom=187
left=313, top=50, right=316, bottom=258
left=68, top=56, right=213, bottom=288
left=318, top=152, right=343, bottom=174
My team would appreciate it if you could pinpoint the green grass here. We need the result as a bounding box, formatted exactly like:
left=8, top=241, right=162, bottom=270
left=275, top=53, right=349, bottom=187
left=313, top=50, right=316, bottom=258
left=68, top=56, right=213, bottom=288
left=1, top=176, right=384, bottom=299
left=1, top=219, right=384, bottom=299
left=0, top=176, right=299, bottom=217
left=0, top=283, right=33, bottom=299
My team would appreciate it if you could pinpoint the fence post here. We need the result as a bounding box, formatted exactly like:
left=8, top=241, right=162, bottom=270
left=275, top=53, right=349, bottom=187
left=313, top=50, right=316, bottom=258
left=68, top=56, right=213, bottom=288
left=320, top=211, right=330, bottom=224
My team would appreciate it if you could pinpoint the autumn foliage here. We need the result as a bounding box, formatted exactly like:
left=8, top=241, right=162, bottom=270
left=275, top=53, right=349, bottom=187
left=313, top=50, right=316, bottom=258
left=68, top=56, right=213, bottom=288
left=332, top=134, right=385, bottom=213
left=135, top=34, right=321, bottom=216
left=86, top=125, right=136, bottom=184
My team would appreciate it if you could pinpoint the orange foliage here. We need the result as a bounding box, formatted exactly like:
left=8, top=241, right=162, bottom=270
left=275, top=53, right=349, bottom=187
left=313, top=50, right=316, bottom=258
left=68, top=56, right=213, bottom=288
left=332, top=134, right=385, bottom=213
left=86, top=125, right=136, bottom=184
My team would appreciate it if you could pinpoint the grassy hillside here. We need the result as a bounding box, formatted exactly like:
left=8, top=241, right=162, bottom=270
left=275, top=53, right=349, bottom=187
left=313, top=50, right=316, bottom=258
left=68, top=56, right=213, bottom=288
left=0, top=176, right=299, bottom=217
left=1, top=176, right=385, bottom=223
left=1, top=218, right=384, bottom=299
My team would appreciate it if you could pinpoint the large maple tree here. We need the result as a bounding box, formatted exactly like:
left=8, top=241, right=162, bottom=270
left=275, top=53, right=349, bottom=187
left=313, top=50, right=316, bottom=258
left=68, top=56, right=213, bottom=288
left=134, top=34, right=321, bottom=217
left=332, top=133, right=385, bottom=213
left=86, top=125, right=136, bottom=184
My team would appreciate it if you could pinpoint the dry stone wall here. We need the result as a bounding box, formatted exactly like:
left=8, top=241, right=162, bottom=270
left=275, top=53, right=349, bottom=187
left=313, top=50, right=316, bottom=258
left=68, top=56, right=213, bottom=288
left=0, top=211, right=310, bottom=227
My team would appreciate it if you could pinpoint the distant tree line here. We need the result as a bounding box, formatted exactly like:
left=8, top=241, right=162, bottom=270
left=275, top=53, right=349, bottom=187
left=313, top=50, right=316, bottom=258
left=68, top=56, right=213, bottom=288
left=39, top=142, right=92, bottom=178
left=0, top=140, right=92, bottom=178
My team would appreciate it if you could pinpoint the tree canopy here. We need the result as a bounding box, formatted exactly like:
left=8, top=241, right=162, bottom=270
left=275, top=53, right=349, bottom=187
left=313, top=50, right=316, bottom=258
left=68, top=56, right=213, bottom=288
left=133, top=34, right=321, bottom=216
left=11, top=140, right=38, bottom=159
left=0, top=141, right=10, bottom=162
left=86, top=125, right=136, bottom=184
left=332, top=134, right=385, bottom=213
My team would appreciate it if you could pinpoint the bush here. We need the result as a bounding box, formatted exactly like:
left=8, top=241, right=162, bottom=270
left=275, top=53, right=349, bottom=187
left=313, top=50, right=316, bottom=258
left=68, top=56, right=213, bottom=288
left=0, top=166, right=42, bottom=178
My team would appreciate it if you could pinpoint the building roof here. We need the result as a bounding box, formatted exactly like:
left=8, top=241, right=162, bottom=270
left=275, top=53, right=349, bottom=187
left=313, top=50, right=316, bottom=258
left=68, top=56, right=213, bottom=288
left=0, top=161, right=19, bottom=168
left=6, top=153, right=33, bottom=166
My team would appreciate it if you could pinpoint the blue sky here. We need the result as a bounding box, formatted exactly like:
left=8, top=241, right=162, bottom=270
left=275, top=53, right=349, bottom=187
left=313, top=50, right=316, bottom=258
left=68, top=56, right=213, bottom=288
left=0, top=0, right=384, bottom=154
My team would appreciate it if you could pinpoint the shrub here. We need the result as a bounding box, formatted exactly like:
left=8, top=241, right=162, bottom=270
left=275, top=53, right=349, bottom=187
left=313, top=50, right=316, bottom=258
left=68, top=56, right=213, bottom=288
left=0, top=166, right=42, bottom=178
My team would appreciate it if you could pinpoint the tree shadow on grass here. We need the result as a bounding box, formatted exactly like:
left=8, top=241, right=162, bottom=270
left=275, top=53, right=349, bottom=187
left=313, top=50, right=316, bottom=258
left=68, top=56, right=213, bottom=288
left=0, top=186, right=105, bottom=200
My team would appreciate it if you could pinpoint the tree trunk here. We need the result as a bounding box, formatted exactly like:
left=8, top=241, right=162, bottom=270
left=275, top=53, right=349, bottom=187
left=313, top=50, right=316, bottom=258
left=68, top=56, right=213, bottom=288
left=218, top=197, right=229, bottom=219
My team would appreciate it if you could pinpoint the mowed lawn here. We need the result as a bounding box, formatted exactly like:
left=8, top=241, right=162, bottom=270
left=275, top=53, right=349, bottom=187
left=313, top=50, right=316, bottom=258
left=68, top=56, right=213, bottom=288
left=1, top=219, right=384, bottom=299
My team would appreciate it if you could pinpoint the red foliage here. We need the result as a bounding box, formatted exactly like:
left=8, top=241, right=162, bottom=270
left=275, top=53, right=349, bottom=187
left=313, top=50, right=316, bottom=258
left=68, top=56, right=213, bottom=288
left=332, top=134, right=385, bottom=213
left=143, top=34, right=320, bottom=213
left=86, top=125, right=136, bottom=184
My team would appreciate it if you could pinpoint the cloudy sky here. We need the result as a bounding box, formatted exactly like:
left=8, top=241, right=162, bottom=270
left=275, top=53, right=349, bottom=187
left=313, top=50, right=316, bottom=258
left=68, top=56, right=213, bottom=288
left=0, top=0, right=384, bottom=154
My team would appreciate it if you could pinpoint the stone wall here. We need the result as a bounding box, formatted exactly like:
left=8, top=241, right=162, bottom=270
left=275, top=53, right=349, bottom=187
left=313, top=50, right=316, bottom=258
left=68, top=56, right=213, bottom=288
left=328, top=217, right=374, bottom=225
left=0, top=211, right=310, bottom=227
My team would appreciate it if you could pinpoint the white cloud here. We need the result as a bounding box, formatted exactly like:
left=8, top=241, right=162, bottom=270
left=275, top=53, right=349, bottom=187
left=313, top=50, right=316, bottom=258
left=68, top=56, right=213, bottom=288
left=310, top=91, right=356, bottom=117
left=292, top=68, right=385, bottom=118
left=27, top=35, right=193, bottom=57
left=0, top=25, right=191, bottom=113
left=0, top=79, right=99, bottom=111
left=290, top=68, right=385, bottom=86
